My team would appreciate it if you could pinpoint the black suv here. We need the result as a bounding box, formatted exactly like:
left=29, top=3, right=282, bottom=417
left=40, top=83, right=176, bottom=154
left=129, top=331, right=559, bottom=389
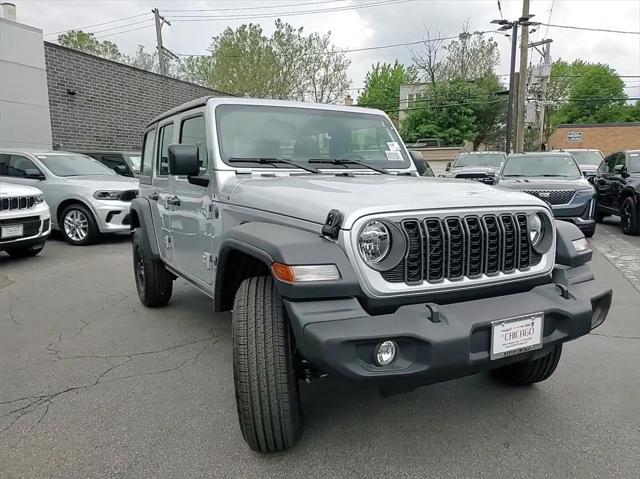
left=80, top=151, right=141, bottom=177
left=593, top=150, right=640, bottom=235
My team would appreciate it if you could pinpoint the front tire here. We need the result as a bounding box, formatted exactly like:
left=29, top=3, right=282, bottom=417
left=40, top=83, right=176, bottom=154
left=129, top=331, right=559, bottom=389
left=60, top=203, right=98, bottom=245
left=232, top=276, right=302, bottom=453
left=491, top=344, right=562, bottom=386
left=5, top=243, right=45, bottom=258
left=621, top=197, right=640, bottom=236
left=132, top=228, right=173, bottom=307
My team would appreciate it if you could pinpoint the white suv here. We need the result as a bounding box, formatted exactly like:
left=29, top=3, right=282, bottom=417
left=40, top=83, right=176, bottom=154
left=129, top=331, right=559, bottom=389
left=0, top=182, right=51, bottom=257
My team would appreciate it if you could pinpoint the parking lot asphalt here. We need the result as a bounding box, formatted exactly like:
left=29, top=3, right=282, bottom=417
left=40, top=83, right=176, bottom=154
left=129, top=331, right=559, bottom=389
left=1, top=224, right=639, bottom=479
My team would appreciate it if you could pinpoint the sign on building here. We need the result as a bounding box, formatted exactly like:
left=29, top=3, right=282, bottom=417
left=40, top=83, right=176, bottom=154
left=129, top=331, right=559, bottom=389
left=567, top=131, right=583, bottom=142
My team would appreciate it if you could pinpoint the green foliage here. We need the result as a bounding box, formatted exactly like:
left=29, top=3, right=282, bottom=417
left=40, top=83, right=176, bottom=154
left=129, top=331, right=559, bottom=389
left=357, top=61, right=418, bottom=118
left=400, top=81, right=478, bottom=145
left=441, top=30, right=500, bottom=81
left=179, top=20, right=350, bottom=102
left=58, top=30, right=123, bottom=62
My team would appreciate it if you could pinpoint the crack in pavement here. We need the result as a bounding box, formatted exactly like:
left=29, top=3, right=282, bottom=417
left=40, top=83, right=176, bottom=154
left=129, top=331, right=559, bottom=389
left=0, top=336, right=220, bottom=437
left=590, top=332, right=640, bottom=340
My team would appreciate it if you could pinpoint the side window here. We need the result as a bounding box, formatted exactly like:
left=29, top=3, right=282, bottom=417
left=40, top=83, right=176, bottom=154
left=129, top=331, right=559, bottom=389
left=614, top=153, right=626, bottom=174
left=180, top=115, right=208, bottom=175
left=100, top=154, right=126, bottom=171
left=605, top=154, right=618, bottom=173
left=6, top=155, right=40, bottom=178
left=140, top=129, right=155, bottom=177
left=0, top=154, right=9, bottom=175
left=156, top=123, right=174, bottom=176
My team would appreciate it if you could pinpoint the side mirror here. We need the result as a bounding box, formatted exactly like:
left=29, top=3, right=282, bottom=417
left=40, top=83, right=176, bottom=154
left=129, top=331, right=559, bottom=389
left=24, top=168, right=45, bottom=180
left=445, top=161, right=452, bottom=172
left=168, top=144, right=200, bottom=176
left=409, top=150, right=426, bottom=176
left=114, top=164, right=128, bottom=176
left=613, top=164, right=628, bottom=176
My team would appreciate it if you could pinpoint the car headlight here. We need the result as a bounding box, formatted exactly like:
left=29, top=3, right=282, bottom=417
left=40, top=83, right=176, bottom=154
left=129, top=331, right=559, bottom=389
left=575, top=188, right=595, bottom=197
left=35, top=194, right=44, bottom=203
left=93, top=190, right=121, bottom=200
left=527, top=212, right=553, bottom=254
left=358, top=220, right=391, bottom=265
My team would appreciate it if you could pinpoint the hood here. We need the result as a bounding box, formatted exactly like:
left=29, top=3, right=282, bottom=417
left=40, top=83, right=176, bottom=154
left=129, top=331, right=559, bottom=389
left=447, top=166, right=499, bottom=176
left=62, top=175, right=138, bottom=191
left=497, top=176, right=592, bottom=191
left=227, top=174, right=549, bottom=229
left=0, top=182, right=43, bottom=196
left=578, top=164, right=599, bottom=172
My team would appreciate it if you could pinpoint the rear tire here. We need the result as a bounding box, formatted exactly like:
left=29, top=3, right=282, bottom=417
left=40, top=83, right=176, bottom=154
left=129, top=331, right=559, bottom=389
left=132, top=228, right=173, bottom=307
left=5, top=243, right=45, bottom=258
left=232, top=276, right=302, bottom=453
left=621, top=197, right=640, bottom=236
left=491, top=344, right=562, bottom=386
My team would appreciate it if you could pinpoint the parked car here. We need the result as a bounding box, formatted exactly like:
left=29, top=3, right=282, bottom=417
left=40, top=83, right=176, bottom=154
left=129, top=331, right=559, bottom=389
left=496, top=152, right=597, bottom=237
left=592, top=150, right=640, bottom=235
left=0, top=150, right=138, bottom=245
left=443, top=151, right=506, bottom=184
left=130, top=97, right=611, bottom=453
left=408, top=150, right=434, bottom=176
left=553, top=149, right=604, bottom=178
left=0, top=182, right=51, bottom=257
left=80, top=151, right=141, bottom=177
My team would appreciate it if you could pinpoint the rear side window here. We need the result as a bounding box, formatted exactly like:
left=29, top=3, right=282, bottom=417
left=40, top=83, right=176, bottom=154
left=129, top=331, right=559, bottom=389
left=140, top=129, right=155, bottom=177
left=157, top=123, right=174, bottom=176
left=180, top=115, right=208, bottom=176
left=0, top=154, right=41, bottom=178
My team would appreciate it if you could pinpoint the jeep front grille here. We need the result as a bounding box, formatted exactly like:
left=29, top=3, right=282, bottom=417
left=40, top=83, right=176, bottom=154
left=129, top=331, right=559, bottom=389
left=0, top=196, right=37, bottom=211
left=523, top=189, right=575, bottom=205
left=382, top=213, right=543, bottom=285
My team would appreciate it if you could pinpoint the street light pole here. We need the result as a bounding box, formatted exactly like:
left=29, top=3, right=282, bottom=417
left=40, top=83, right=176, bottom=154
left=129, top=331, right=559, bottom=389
left=505, top=22, right=518, bottom=154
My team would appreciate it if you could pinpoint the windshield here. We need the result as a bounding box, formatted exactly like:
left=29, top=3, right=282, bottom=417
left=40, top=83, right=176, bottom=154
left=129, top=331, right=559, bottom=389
left=630, top=152, right=640, bottom=173
left=453, top=153, right=505, bottom=168
left=125, top=154, right=141, bottom=172
left=36, top=154, right=116, bottom=177
left=502, top=155, right=581, bottom=178
left=216, top=104, right=411, bottom=170
left=568, top=150, right=603, bottom=166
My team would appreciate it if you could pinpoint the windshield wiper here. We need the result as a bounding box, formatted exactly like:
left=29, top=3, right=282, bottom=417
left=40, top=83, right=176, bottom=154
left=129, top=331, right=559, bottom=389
left=503, top=174, right=526, bottom=177
left=308, top=158, right=390, bottom=174
left=227, top=157, right=319, bottom=173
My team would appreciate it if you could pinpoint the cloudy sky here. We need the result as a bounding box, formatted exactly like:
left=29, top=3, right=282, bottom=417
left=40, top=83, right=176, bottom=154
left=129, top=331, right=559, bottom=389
left=11, top=0, right=640, bottom=98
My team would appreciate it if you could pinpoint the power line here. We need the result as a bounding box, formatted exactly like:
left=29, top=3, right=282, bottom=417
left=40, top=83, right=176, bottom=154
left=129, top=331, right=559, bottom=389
left=45, top=12, right=150, bottom=37
left=164, top=0, right=348, bottom=13
left=93, top=24, right=155, bottom=40
left=543, top=0, right=555, bottom=38
left=542, top=23, right=640, bottom=35
left=166, top=0, right=416, bottom=21
left=76, top=18, right=154, bottom=37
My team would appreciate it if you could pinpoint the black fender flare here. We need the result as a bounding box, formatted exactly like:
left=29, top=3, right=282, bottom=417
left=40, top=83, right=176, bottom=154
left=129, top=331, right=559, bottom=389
left=216, top=222, right=359, bottom=301
left=130, top=198, right=160, bottom=259
left=555, top=220, right=592, bottom=267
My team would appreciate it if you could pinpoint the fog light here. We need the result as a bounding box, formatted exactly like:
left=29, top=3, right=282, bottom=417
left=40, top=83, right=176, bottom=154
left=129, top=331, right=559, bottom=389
left=375, top=340, right=397, bottom=366
left=572, top=237, right=589, bottom=253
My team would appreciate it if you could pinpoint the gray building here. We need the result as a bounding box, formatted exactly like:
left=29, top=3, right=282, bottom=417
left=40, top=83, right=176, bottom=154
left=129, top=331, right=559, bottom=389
left=0, top=16, right=52, bottom=149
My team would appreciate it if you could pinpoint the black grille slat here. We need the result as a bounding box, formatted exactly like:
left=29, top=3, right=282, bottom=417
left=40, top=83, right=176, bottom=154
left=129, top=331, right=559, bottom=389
left=424, top=218, right=445, bottom=282
left=515, top=214, right=530, bottom=269
left=464, top=217, right=484, bottom=278
left=402, top=220, right=423, bottom=284
left=482, top=215, right=501, bottom=275
left=444, top=217, right=465, bottom=280
left=0, top=195, right=38, bottom=211
left=499, top=214, right=517, bottom=273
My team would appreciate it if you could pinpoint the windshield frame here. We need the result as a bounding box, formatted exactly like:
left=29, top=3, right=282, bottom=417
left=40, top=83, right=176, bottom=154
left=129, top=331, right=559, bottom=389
left=214, top=103, right=412, bottom=172
left=453, top=152, right=506, bottom=168
left=500, top=154, right=582, bottom=179
left=35, top=153, right=118, bottom=177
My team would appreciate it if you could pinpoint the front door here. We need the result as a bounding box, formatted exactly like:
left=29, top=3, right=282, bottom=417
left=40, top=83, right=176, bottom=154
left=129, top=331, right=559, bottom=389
left=151, top=122, right=176, bottom=262
left=594, top=153, right=617, bottom=212
left=169, top=113, right=215, bottom=285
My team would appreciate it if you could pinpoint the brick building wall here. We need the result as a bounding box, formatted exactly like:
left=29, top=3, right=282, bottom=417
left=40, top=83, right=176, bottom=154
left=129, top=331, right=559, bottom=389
left=548, top=123, right=640, bottom=155
left=44, top=42, right=224, bottom=151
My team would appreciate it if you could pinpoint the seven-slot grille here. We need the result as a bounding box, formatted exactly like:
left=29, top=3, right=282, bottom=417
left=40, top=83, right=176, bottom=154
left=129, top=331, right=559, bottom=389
left=0, top=196, right=37, bottom=211
left=381, top=213, right=543, bottom=285
left=523, top=189, right=575, bottom=205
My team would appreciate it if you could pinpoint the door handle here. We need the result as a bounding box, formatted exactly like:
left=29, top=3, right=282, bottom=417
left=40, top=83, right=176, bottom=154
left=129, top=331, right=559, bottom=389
left=166, top=196, right=181, bottom=207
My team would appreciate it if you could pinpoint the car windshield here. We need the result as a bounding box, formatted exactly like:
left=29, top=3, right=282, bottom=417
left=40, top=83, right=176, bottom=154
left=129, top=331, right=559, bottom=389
left=568, top=150, right=603, bottom=166
left=630, top=152, right=640, bottom=173
left=36, top=153, right=117, bottom=177
left=502, top=154, right=581, bottom=178
left=216, top=104, right=411, bottom=170
left=125, top=154, right=141, bottom=172
left=453, top=153, right=504, bottom=167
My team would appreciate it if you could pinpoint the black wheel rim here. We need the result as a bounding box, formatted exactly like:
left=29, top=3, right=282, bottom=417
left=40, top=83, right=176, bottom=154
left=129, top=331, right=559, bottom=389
left=622, top=203, right=631, bottom=230
left=134, top=246, right=145, bottom=289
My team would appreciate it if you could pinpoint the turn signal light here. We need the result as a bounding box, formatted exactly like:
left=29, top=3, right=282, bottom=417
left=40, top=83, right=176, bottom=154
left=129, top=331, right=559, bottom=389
left=271, top=263, right=340, bottom=283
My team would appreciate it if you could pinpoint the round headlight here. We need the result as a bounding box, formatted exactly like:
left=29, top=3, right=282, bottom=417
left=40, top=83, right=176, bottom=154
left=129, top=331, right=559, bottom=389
left=528, top=213, right=544, bottom=247
left=358, top=220, right=391, bottom=265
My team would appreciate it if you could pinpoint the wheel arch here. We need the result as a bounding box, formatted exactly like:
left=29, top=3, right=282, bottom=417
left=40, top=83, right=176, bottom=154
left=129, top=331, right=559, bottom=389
left=56, top=197, right=95, bottom=225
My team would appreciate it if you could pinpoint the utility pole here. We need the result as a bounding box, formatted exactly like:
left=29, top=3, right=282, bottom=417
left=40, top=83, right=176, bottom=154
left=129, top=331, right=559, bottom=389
left=152, top=8, right=171, bottom=76
left=491, top=12, right=540, bottom=154
left=515, top=0, right=530, bottom=152
left=531, top=39, right=553, bottom=150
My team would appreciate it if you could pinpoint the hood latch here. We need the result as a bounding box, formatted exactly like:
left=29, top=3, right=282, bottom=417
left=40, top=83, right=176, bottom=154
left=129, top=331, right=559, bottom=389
left=322, top=209, right=343, bottom=240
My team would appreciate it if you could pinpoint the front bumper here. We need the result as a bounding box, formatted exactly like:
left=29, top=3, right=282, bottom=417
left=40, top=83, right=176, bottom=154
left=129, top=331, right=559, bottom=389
left=92, top=199, right=132, bottom=233
left=285, top=277, right=611, bottom=384
left=0, top=203, right=51, bottom=251
left=552, top=196, right=595, bottom=230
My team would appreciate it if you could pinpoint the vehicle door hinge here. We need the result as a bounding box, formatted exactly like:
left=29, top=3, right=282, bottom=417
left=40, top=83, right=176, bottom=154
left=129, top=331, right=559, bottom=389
left=201, top=203, right=218, bottom=220
left=163, top=235, right=173, bottom=249
left=202, top=252, right=215, bottom=270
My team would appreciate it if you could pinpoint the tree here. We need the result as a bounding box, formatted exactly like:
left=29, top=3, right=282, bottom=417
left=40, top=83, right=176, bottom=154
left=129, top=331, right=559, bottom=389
left=127, top=44, right=158, bottom=72
left=467, top=73, right=507, bottom=149
left=412, top=27, right=446, bottom=86
left=400, top=81, right=478, bottom=145
left=179, top=20, right=351, bottom=102
left=357, top=61, right=418, bottom=118
left=441, top=23, right=500, bottom=81
left=58, top=30, right=123, bottom=62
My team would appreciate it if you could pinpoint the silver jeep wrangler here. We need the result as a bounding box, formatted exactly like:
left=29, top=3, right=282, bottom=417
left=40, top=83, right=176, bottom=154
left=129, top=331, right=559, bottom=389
left=130, top=97, right=612, bottom=453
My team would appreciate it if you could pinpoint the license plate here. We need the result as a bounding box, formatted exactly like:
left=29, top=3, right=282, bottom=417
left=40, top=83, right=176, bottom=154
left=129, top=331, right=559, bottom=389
left=1, top=224, right=23, bottom=239
left=491, top=312, right=544, bottom=360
